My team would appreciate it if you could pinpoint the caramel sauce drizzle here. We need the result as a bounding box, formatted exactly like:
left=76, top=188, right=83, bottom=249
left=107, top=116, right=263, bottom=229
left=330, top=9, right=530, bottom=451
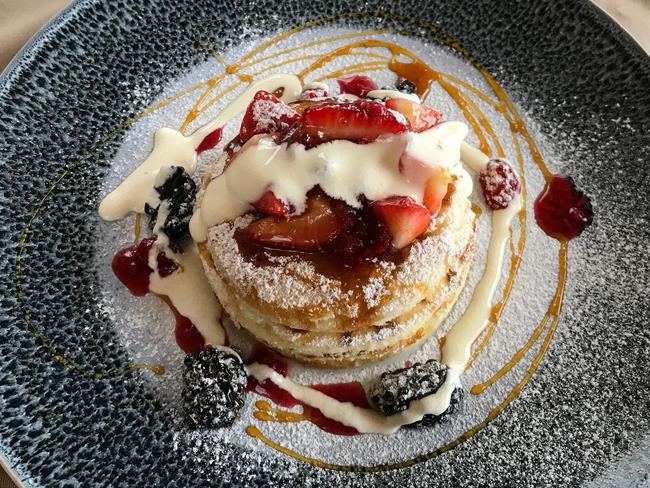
left=134, top=213, right=142, bottom=243
left=174, top=13, right=562, bottom=470
left=14, top=10, right=568, bottom=466
left=254, top=400, right=306, bottom=424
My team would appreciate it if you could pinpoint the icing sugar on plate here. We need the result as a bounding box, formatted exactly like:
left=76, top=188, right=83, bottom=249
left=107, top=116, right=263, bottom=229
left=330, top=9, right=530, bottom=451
left=95, top=26, right=558, bottom=466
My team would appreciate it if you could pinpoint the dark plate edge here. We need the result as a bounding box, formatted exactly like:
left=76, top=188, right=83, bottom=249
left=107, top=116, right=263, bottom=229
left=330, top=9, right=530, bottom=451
left=583, top=1, right=650, bottom=62
left=0, top=0, right=648, bottom=486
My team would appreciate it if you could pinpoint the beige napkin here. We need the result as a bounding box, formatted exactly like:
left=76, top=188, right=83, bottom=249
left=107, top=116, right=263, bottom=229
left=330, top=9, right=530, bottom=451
left=0, top=0, right=71, bottom=71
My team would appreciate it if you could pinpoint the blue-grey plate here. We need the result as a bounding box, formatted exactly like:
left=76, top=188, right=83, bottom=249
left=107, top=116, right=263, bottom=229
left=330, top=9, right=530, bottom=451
left=1, top=0, right=649, bottom=486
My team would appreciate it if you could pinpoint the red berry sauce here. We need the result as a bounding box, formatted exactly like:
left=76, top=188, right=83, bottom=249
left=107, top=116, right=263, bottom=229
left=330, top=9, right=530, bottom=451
left=303, top=382, right=369, bottom=436
left=111, top=237, right=205, bottom=353
left=174, top=313, right=206, bottom=354
left=534, top=175, right=593, bottom=240
left=246, top=343, right=369, bottom=435
left=195, top=127, right=223, bottom=154
left=246, top=344, right=297, bottom=408
left=111, top=237, right=156, bottom=296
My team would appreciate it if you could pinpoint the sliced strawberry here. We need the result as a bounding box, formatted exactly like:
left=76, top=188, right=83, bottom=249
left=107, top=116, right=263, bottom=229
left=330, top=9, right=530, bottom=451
left=336, top=75, right=378, bottom=98
left=369, top=197, right=431, bottom=249
left=300, top=99, right=408, bottom=145
left=423, top=169, right=451, bottom=216
left=252, top=190, right=293, bottom=217
left=242, top=189, right=354, bottom=251
left=239, top=90, right=301, bottom=143
left=386, top=99, right=442, bottom=132
left=195, top=127, right=223, bottom=154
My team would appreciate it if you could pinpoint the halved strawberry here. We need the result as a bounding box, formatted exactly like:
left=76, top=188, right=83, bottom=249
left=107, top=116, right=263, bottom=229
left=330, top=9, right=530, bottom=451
left=239, top=91, right=301, bottom=143
left=300, top=99, right=408, bottom=145
left=336, top=75, right=378, bottom=98
left=252, top=190, right=293, bottom=217
left=242, top=189, right=354, bottom=251
left=369, top=197, right=431, bottom=249
left=386, top=99, right=442, bottom=132
left=423, top=169, right=451, bottom=216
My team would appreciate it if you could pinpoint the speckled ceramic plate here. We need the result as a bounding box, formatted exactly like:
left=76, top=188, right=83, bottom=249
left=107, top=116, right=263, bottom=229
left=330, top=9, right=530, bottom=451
left=1, top=0, right=649, bottom=486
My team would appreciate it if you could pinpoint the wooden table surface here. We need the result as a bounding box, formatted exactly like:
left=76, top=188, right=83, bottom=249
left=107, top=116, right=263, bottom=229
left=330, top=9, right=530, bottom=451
left=0, top=1, right=648, bottom=487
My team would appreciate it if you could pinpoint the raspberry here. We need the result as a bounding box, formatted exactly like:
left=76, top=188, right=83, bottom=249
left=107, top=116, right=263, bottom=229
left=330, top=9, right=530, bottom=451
left=479, top=158, right=521, bottom=210
left=336, top=75, right=377, bottom=98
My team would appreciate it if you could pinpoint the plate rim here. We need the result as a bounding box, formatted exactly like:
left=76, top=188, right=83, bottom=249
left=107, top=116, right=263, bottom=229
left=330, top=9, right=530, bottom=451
left=0, top=0, right=649, bottom=486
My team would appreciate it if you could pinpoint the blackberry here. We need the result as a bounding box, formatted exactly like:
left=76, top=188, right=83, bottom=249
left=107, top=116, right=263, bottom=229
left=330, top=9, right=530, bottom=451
left=145, top=166, right=196, bottom=241
left=369, top=359, right=462, bottom=427
left=182, top=349, right=247, bottom=429
left=396, top=79, right=417, bottom=94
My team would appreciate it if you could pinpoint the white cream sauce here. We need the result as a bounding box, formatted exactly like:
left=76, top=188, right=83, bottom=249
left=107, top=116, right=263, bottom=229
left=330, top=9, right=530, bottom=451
left=443, top=194, right=523, bottom=370
left=149, top=243, right=225, bottom=346
left=366, top=88, right=420, bottom=102
left=246, top=362, right=460, bottom=434
left=190, top=121, right=469, bottom=241
left=147, top=195, right=225, bottom=346
left=98, top=74, right=302, bottom=221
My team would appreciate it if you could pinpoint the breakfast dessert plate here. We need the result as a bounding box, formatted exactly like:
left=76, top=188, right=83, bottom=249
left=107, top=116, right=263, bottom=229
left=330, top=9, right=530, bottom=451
left=0, top=1, right=648, bottom=486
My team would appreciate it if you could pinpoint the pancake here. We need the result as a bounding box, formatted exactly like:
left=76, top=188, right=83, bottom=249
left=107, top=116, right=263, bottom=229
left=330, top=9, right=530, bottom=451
left=197, top=162, right=477, bottom=367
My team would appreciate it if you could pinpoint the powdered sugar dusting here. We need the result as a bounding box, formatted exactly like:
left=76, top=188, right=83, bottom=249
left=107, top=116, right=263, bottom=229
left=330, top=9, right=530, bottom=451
left=363, top=273, right=391, bottom=309
left=95, top=25, right=576, bottom=470
left=208, top=215, right=355, bottom=312
left=251, top=98, right=296, bottom=133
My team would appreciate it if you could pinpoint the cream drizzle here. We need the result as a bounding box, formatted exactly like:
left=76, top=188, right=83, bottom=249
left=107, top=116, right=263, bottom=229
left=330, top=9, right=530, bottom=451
left=147, top=193, right=225, bottom=346
left=246, top=362, right=460, bottom=434
left=443, top=193, right=523, bottom=370
left=190, top=121, right=468, bottom=241
left=99, top=73, right=522, bottom=433
left=367, top=88, right=420, bottom=102
left=149, top=243, right=225, bottom=346
left=460, top=141, right=490, bottom=171
left=98, top=74, right=303, bottom=221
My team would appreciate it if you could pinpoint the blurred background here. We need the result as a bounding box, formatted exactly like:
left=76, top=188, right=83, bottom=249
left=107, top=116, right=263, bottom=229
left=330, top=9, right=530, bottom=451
left=0, top=0, right=648, bottom=487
